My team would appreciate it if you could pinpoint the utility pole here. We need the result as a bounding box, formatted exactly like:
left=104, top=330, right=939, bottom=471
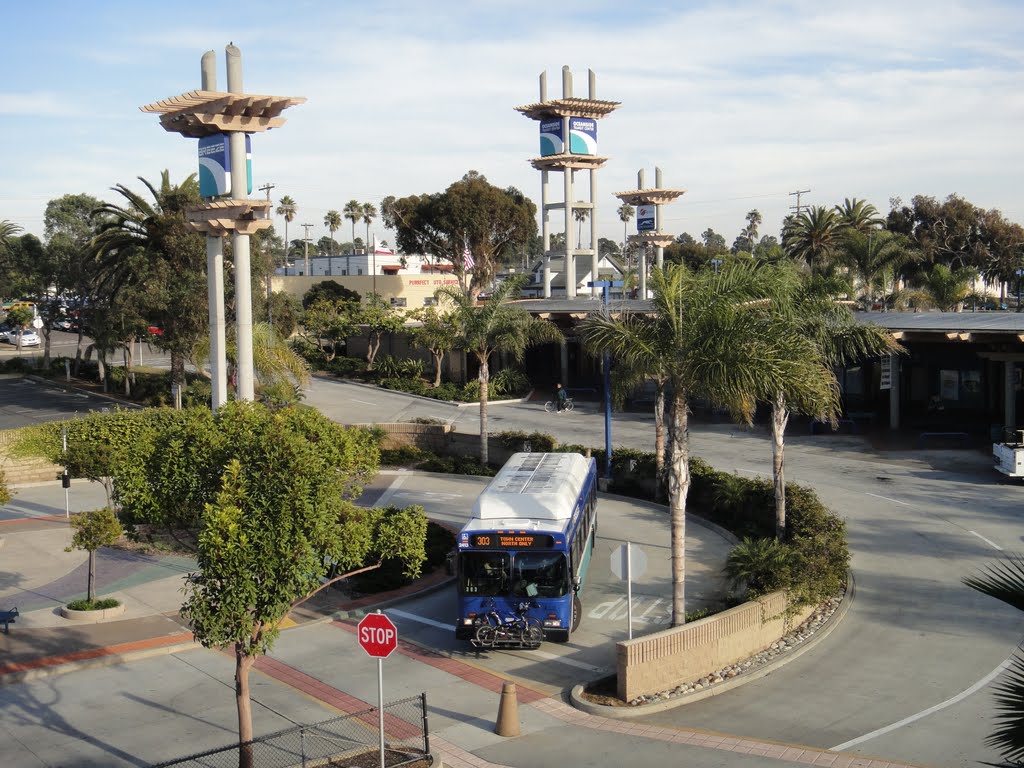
left=301, top=222, right=314, bottom=274
left=789, top=189, right=811, bottom=218
left=259, top=183, right=276, bottom=329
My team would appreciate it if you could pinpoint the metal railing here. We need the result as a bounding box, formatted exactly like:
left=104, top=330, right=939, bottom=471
left=151, top=693, right=430, bottom=768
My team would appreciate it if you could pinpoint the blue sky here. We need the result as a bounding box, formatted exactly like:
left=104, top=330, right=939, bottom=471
left=3, top=0, right=1023, bottom=250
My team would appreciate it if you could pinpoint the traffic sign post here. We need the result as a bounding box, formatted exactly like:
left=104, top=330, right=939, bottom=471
left=357, top=611, right=398, bottom=768
left=610, top=542, right=647, bottom=639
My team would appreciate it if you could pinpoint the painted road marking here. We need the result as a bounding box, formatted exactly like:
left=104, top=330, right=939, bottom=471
left=864, top=492, right=911, bottom=507
left=832, top=658, right=1012, bottom=751
left=375, top=475, right=407, bottom=509
left=969, top=530, right=1003, bottom=550
left=350, top=398, right=374, bottom=406
left=387, top=609, right=611, bottom=673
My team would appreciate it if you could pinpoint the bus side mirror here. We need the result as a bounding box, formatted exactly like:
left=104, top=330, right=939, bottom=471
left=573, top=576, right=581, bottom=592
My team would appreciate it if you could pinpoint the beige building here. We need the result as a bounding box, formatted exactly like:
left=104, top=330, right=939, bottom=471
left=270, top=272, right=462, bottom=310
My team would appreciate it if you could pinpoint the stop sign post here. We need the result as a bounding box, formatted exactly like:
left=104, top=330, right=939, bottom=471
left=358, top=612, right=398, bottom=658
left=357, top=611, right=398, bottom=768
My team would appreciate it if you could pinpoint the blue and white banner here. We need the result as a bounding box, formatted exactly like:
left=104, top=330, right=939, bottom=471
left=637, top=204, right=656, bottom=232
left=569, top=117, right=597, bottom=155
left=540, top=119, right=563, bottom=156
left=198, top=134, right=253, bottom=198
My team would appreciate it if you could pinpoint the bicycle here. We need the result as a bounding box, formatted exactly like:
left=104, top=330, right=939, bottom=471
left=471, top=598, right=544, bottom=649
left=543, top=398, right=574, bottom=413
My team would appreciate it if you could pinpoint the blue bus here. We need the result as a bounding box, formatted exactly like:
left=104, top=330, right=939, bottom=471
left=454, top=452, right=598, bottom=643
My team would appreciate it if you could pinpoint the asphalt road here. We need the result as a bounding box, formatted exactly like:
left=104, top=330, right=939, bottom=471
left=2, top=375, right=1022, bottom=767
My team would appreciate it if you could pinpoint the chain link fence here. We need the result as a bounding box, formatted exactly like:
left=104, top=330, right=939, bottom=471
left=151, top=693, right=430, bottom=768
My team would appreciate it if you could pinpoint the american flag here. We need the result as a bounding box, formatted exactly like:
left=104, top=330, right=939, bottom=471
left=463, top=245, right=475, bottom=271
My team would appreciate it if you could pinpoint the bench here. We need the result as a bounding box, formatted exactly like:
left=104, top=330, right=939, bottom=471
left=0, top=607, right=17, bottom=634
left=918, top=431, right=969, bottom=447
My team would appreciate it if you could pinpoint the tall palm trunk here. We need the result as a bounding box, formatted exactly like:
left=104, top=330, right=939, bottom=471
left=653, top=380, right=667, bottom=501
left=666, top=388, right=690, bottom=627
left=771, top=392, right=790, bottom=540
left=432, top=350, right=443, bottom=388
left=235, top=647, right=256, bottom=768
left=478, top=355, right=489, bottom=466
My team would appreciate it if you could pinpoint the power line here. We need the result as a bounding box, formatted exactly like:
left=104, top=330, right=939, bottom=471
left=258, top=182, right=275, bottom=202
left=789, top=189, right=811, bottom=217
left=301, top=223, right=314, bottom=274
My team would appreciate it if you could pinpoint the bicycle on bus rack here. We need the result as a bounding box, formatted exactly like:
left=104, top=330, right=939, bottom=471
left=470, top=597, right=544, bottom=649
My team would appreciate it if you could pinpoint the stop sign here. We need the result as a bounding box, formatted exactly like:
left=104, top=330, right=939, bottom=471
left=357, top=613, right=398, bottom=658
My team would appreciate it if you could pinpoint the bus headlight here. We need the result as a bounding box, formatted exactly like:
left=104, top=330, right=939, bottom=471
left=543, top=619, right=562, bottom=628
left=463, top=618, right=475, bottom=626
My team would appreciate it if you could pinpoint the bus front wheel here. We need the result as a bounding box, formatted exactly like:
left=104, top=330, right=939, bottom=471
left=571, top=595, right=582, bottom=632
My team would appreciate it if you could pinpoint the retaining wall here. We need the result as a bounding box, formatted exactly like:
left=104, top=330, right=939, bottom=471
left=617, top=590, right=815, bottom=701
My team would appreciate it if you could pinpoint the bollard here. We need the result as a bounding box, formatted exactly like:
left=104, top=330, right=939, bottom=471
left=494, top=681, right=520, bottom=737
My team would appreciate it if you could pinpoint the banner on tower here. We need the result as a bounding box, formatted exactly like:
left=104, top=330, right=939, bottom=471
left=198, top=134, right=253, bottom=199
left=569, top=117, right=597, bottom=155
left=637, top=204, right=656, bottom=232
left=539, top=119, right=563, bottom=156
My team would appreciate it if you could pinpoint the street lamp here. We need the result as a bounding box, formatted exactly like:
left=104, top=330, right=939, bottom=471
left=1016, top=268, right=1024, bottom=312
left=711, top=258, right=723, bottom=273
left=588, top=279, right=624, bottom=486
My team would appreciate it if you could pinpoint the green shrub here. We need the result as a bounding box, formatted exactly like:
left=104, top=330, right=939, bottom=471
left=418, top=454, right=495, bottom=476
left=491, top=367, right=531, bottom=397
left=380, top=376, right=427, bottom=396
left=783, top=483, right=849, bottom=606
left=498, top=430, right=557, bottom=452
left=0, top=467, right=10, bottom=506
left=66, top=597, right=120, bottom=611
left=431, top=383, right=461, bottom=401
left=461, top=379, right=481, bottom=401
left=326, top=356, right=368, bottom=378
left=724, top=537, right=794, bottom=598
left=379, top=445, right=433, bottom=466
left=348, top=519, right=454, bottom=594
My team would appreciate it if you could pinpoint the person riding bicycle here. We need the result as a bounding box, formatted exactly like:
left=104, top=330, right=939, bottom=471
left=555, top=382, right=568, bottom=413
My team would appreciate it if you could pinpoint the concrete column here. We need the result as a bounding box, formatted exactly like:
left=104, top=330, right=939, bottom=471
left=1005, top=360, right=1017, bottom=435
left=888, top=353, right=901, bottom=430
left=226, top=44, right=255, bottom=401
left=201, top=51, right=228, bottom=411
left=542, top=170, right=551, bottom=299
left=655, top=167, right=664, bottom=270
left=564, top=157, right=575, bottom=299
left=638, top=246, right=647, bottom=299
left=590, top=169, right=599, bottom=297
left=560, top=339, right=569, bottom=388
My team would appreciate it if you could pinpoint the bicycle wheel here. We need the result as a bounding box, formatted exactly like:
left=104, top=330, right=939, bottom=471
left=544, top=401, right=555, bottom=413
left=475, top=624, right=497, bottom=648
left=565, top=400, right=575, bottom=412
left=524, top=623, right=544, bottom=649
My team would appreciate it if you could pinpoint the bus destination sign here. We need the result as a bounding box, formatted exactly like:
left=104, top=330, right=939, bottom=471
left=469, top=533, right=555, bottom=549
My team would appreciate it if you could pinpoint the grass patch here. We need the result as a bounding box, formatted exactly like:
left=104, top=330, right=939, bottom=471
left=66, top=597, right=120, bottom=611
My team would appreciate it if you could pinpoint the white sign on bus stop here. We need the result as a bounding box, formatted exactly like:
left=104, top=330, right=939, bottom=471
left=610, top=543, right=647, bottom=639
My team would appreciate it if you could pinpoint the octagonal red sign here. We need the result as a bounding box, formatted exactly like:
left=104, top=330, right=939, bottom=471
left=357, top=612, right=398, bottom=658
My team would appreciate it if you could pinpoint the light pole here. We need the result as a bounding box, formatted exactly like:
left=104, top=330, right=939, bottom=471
left=1016, top=269, right=1023, bottom=312
left=588, top=279, right=624, bottom=485
left=711, top=258, right=723, bottom=273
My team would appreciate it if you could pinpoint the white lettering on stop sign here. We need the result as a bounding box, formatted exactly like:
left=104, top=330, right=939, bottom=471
left=357, top=613, right=398, bottom=658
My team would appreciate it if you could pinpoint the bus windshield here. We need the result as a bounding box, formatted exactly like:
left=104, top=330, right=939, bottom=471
left=458, top=551, right=510, bottom=596
left=511, top=552, right=568, bottom=598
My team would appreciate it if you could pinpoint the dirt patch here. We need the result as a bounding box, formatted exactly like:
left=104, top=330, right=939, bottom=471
left=579, top=674, right=626, bottom=707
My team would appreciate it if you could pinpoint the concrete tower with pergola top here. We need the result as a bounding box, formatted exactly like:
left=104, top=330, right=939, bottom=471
left=516, top=67, right=619, bottom=299
left=614, top=167, right=686, bottom=299
left=140, top=44, right=305, bottom=409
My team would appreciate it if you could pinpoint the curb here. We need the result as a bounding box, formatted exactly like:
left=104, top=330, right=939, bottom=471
left=26, top=374, right=143, bottom=409
left=312, top=373, right=534, bottom=409
left=568, top=573, right=856, bottom=718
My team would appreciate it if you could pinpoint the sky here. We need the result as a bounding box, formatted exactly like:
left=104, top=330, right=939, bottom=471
left=3, top=0, right=1023, bottom=252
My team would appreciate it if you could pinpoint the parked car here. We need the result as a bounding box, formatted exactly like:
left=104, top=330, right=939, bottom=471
left=5, top=329, right=40, bottom=347
left=0, top=323, right=11, bottom=341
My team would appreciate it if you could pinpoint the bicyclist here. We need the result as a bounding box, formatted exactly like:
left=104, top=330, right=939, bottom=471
left=555, top=382, right=568, bottom=413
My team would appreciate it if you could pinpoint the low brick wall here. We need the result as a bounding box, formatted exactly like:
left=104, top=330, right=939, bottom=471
left=358, top=422, right=540, bottom=467
left=617, top=591, right=815, bottom=701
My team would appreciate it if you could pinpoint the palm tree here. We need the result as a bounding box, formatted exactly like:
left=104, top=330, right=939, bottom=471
left=836, top=230, right=918, bottom=308
left=617, top=204, right=635, bottom=267
left=343, top=200, right=362, bottom=253
left=741, top=209, right=762, bottom=252
left=963, top=555, right=1024, bottom=763
left=361, top=202, right=377, bottom=252
left=91, top=171, right=205, bottom=392
left=921, top=263, right=976, bottom=311
left=276, top=196, right=297, bottom=262
left=783, top=205, right=842, bottom=274
left=437, top=275, right=562, bottom=465
left=0, top=220, right=21, bottom=250
left=323, top=210, right=342, bottom=256
left=761, top=272, right=903, bottom=540
left=574, top=205, right=590, bottom=249
left=191, top=321, right=310, bottom=395
left=834, top=198, right=883, bottom=233
left=580, top=261, right=827, bottom=626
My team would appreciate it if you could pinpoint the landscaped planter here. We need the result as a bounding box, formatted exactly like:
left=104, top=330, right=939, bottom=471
left=60, top=601, right=125, bottom=621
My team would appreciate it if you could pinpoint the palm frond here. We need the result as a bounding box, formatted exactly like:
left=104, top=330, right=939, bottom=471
left=964, top=553, right=1024, bottom=612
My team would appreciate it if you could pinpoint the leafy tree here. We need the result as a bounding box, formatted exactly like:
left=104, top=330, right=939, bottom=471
left=383, top=171, right=538, bottom=300
left=579, top=261, right=823, bottom=626
left=700, top=228, right=728, bottom=253
left=598, top=237, right=621, bottom=260
left=276, top=196, right=297, bottom=260
left=302, top=280, right=361, bottom=310
left=978, top=208, right=1024, bottom=302
left=887, top=194, right=985, bottom=271
left=359, top=293, right=405, bottom=369
left=437, top=276, right=562, bottom=464
left=408, top=305, right=458, bottom=387
left=65, top=508, right=123, bottom=603
left=920, top=263, right=977, bottom=311
left=301, top=297, right=359, bottom=361
left=783, top=205, right=842, bottom=274
left=323, top=210, right=342, bottom=255
left=963, top=555, right=1024, bottom=764
left=835, top=229, right=919, bottom=308
left=342, top=199, right=362, bottom=253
